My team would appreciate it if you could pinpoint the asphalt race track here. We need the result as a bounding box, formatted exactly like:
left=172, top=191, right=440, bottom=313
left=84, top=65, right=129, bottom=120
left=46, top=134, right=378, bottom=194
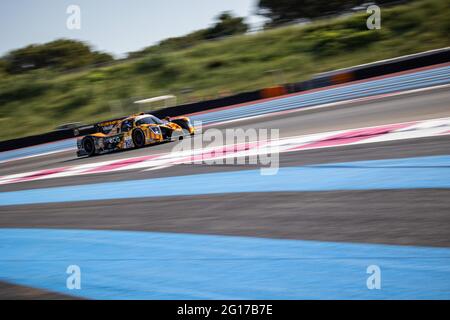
left=1, top=84, right=449, bottom=178
left=0, top=67, right=449, bottom=299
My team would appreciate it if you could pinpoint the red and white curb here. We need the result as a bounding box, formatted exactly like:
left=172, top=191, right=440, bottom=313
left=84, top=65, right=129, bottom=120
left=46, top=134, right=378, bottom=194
left=1, top=117, right=449, bottom=185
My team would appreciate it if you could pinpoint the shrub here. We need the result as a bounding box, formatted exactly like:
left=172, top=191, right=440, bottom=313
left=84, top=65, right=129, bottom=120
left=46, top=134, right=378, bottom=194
left=133, top=54, right=167, bottom=73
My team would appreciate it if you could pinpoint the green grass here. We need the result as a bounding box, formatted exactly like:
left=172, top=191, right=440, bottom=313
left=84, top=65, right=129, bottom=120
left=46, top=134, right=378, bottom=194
left=0, top=0, right=449, bottom=140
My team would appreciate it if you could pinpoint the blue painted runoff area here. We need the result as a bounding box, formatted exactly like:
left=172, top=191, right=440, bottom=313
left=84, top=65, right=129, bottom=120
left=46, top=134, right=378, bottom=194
left=1, top=65, right=449, bottom=162
left=1, top=155, right=450, bottom=206
left=0, top=228, right=449, bottom=299
left=0, top=138, right=75, bottom=163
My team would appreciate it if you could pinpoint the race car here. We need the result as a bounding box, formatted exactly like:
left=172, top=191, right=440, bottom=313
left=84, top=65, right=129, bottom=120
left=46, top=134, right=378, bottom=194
left=77, top=113, right=194, bottom=157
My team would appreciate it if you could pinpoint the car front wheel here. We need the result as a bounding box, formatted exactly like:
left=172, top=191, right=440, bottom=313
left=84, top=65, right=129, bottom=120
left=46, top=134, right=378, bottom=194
left=132, top=129, right=145, bottom=148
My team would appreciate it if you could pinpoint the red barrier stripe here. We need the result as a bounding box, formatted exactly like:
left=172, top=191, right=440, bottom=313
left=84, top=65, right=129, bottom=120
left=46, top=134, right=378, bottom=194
left=288, top=123, right=415, bottom=151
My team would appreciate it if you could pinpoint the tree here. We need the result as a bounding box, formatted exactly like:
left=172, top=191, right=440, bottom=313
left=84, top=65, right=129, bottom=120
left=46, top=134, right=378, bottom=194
left=128, top=12, right=248, bottom=58
left=3, top=39, right=114, bottom=74
left=204, top=11, right=249, bottom=40
left=257, top=0, right=411, bottom=26
left=0, top=59, right=6, bottom=75
left=257, top=0, right=359, bottom=26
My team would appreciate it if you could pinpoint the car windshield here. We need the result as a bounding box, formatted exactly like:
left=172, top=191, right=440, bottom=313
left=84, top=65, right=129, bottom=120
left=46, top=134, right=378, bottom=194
left=135, top=115, right=164, bottom=126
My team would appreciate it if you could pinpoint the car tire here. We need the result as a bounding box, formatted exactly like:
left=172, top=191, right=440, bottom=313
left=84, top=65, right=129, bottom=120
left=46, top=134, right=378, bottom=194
left=82, top=136, right=96, bottom=157
left=132, top=129, right=145, bottom=148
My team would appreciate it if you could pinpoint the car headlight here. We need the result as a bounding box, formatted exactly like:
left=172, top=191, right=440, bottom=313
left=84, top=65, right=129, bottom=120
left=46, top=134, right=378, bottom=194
left=150, top=126, right=161, bottom=135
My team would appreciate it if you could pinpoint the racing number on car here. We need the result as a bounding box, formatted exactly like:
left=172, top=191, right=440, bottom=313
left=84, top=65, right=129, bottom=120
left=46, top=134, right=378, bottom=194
left=125, top=137, right=133, bottom=148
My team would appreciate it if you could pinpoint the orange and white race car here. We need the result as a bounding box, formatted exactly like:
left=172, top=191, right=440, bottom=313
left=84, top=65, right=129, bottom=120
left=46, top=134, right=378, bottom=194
left=77, top=113, right=194, bottom=157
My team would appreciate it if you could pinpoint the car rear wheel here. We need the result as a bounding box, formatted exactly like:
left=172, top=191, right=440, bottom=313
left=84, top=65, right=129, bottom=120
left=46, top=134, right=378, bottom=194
left=82, top=137, right=96, bottom=157
left=132, top=129, right=145, bottom=148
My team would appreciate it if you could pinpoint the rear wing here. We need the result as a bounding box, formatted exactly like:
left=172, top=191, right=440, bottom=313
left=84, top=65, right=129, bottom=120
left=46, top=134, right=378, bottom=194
left=95, top=116, right=127, bottom=134
left=93, top=113, right=164, bottom=134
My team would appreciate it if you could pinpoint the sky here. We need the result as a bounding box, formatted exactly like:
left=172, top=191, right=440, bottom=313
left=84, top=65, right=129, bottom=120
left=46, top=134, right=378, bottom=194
left=0, top=0, right=265, bottom=58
